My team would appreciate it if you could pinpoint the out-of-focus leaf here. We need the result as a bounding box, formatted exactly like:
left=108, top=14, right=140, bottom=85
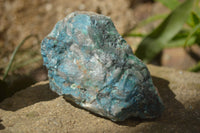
left=164, top=36, right=196, bottom=48
left=189, top=62, right=200, bottom=72
left=187, top=12, right=200, bottom=27
left=194, top=0, right=200, bottom=15
left=155, top=0, right=180, bottom=10
left=123, top=33, right=146, bottom=37
left=191, top=12, right=200, bottom=25
left=137, top=14, right=167, bottom=28
left=171, top=30, right=189, bottom=40
left=184, top=23, right=200, bottom=47
left=135, top=0, right=194, bottom=63
left=123, top=14, right=167, bottom=37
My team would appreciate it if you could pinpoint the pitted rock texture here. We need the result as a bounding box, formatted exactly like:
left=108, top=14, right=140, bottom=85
left=41, top=11, right=164, bottom=121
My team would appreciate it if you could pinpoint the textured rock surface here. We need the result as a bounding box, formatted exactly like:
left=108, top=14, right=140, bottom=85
left=41, top=11, right=164, bottom=121
left=0, top=65, right=200, bottom=133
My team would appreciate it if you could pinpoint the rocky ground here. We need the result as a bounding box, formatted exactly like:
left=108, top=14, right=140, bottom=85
left=0, top=65, right=200, bottom=133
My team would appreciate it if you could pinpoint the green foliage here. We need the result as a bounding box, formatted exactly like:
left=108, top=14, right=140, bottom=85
left=184, top=23, right=200, bottom=47
left=123, top=14, right=167, bottom=37
left=135, top=0, right=195, bottom=63
left=124, top=0, right=200, bottom=72
left=155, top=0, right=180, bottom=10
left=188, top=12, right=200, bottom=27
left=165, top=36, right=196, bottom=48
left=189, top=62, right=200, bottom=72
left=2, top=34, right=40, bottom=81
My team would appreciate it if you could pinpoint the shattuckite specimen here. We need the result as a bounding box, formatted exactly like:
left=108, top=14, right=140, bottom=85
left=41, top=11, right=164, bottom=121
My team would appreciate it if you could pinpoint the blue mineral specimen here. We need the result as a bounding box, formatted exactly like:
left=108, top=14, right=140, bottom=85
left=41, top=11, right=164, bottom=121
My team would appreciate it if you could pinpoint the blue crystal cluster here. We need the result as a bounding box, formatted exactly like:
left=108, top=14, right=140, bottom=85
left=41, top=11, right=164, bottom=121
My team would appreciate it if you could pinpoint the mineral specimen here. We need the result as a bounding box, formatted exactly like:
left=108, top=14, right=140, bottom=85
left=41, top=11, right=164, bottom=121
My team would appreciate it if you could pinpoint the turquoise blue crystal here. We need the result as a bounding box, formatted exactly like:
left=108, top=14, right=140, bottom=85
left=41, top=11, right=164, bottom=121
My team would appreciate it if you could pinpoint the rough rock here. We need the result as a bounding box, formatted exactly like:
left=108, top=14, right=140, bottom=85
left=0, top=65, right=200, bottom=133
left=41, top=11, right=164, bottom=121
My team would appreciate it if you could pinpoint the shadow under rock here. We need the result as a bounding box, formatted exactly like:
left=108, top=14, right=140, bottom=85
left=137, top=76, right=200, bottom=133
left=0, top=82, right=59, bottom=111
left=117, top=76, right=187, bottom=127
left=0, top=75, right=36, bottom=102
left=0, top=119, right=5, bottom=130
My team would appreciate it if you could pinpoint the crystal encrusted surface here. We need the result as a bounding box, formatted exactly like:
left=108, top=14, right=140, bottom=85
left=41, top=11, right=164, bottom=121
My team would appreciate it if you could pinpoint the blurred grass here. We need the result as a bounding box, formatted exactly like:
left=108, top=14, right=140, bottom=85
left=124, top=0, right=200, bottom=72
left=2, top=34, right=40, bottom=81
left=135, top=0, right=194, bottom=63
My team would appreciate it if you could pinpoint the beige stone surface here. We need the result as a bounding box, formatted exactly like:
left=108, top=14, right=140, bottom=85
left=161, top=47, right=198, bottom=70
left=0, top=65, right=200, bottom=133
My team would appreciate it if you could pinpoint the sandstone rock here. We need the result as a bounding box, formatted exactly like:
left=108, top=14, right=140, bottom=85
left=41, top=11, right=164, bottom=121
left=0, top=65, right=199, bottom=133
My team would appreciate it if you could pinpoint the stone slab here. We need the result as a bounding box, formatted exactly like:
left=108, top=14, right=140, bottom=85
left=0, top=65, right=200, bottom=133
